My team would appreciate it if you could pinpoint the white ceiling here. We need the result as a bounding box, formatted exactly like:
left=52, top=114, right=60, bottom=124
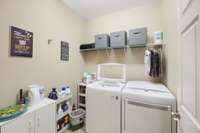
left=62, top=0, right=160, bottom=19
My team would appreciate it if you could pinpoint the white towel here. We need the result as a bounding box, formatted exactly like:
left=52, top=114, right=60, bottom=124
left=144, top=50, right=151, bottom=77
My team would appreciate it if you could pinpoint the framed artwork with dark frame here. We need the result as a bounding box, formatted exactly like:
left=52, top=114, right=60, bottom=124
left=60, top=41, right=69, bottom=61
left=10, top=26, right=33, bottom=57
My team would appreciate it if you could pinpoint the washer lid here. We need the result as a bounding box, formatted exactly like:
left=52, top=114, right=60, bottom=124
left=97, top=63, right=126, bottom=83
left=87, top=81, right=125, bottom=92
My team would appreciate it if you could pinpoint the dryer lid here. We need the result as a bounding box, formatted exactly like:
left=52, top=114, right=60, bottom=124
left=123, top=81, right=176, bottom=106
left=125, top=81, right=170, bottom=93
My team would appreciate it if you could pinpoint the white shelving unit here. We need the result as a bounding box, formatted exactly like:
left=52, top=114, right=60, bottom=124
left=55, top=94, right=72, bottom=133
left=56, top=94, right=72, bottom=104
left=77, top=83, right=87, bottom=110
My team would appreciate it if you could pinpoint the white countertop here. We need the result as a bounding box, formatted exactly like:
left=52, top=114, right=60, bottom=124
left=0, top=98, right=55, bottom=126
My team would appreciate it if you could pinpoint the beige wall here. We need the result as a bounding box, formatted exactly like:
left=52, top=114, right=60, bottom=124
left=0, top=0, right=86, bottom=107
left=82, top=2, right=162, bottom=80
left=161, top=0, right=178, bottom=95
left=0, top=0, right=179, bottom=107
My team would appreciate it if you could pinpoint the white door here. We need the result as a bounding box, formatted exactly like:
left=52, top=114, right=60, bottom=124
left=35, top=103, right=56, bottom=133
left=86, top=88, right=121, bottom=133
left=178, top=0, right=200, bottom=132
left=123, top=98, right=171, bottom=133
left=1, top=112, right=35, bottom=133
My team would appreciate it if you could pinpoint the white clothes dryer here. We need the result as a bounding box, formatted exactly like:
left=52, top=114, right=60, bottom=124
left=122, top=81, right=176, bottom=133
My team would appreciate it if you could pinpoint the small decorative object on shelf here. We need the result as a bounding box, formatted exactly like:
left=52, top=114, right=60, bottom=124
left=82, top=72, right=96, bottom=84
left=17, top=89, right=30, bottom=105
left=153, top=31, right=163, bottom=45
left=48, top=88, right=58, bottom=100
left=61, top=102, right=69, bottom=112
left=19, top=89, right=25, bottom=104
left=58, top=104, right=63, bottom=115
left=72, top=104, right=76, bottom=111
left=60, top=86, right=71, bottom=97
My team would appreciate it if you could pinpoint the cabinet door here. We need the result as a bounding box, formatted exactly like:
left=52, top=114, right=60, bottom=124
left=1, top=112, right=35, bottom=133
left=35, top=103, right=56, bottom=133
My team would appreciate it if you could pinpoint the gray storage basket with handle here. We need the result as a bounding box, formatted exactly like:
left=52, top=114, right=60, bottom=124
left=110, top=31, right=127, bottom=48
left=95, top=34, right=110, bottom=49
left=69, top=108, right=85, bottom=130
left=128, top=27, right=147, bottom=47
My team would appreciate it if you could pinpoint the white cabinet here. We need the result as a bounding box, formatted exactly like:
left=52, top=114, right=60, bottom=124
left=0, top=98, right=56, bottom=133
left=1, top=112, right=35, bottom=133
left=35, top=103, right=56, bottom=133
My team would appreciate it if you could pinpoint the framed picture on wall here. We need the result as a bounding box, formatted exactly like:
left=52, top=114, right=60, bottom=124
left=60, top=41, right=69, bottom=61
left=10, top=26, right=33, bottom=57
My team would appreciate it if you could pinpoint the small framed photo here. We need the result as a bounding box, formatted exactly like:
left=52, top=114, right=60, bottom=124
left=10, top=26, right=33, bottom=57
left=60, top=41, right=69, bottom=61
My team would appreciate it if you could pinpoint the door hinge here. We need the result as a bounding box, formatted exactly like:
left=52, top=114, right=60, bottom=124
left=172, top=112, right=181, bottom=122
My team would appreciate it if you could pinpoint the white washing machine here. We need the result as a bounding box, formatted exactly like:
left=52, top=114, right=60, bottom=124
left=122, top=81, right=176, bottom=133
left=86, top=63, right=126, bottom=133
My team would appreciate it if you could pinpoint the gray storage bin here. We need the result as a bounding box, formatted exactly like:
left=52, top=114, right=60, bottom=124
left=95, top=34, right=110, bottom=49
left=69, top=109, right=85, bottom=130
left=128, top=27, right=147, bottom=47
left=110, top=31, right=127, bottom=48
